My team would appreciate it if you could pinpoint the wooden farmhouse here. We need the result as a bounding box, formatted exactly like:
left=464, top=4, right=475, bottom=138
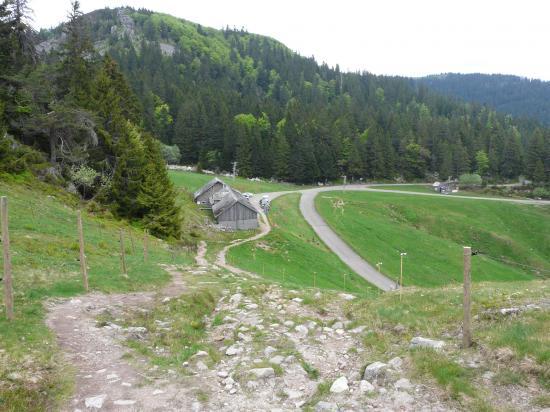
left=212, top=188, right=259, bottom=230
left=193, top=178, right=225, bottom=207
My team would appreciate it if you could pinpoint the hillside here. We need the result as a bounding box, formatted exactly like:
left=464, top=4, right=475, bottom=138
left=417, top=73, right=550, bottom=126
left=35, top=8, right=550, bottom=185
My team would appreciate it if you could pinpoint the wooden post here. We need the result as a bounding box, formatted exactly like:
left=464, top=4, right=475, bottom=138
left=77, top=210, right=89, bottom=292
left=463, top=246, right=472, bottom=348
left=129, top=231, right=135, bottom=254
left=119, top=229, right=127, bottom=274
left=1, top=197, right=14, bottom=320
left=143, top=230, right=148, bottom=263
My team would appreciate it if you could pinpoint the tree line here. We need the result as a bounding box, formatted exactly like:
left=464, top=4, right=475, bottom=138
left=38, top=7, right=547, bottom=185
left=0, top=1, right=181, bottom=238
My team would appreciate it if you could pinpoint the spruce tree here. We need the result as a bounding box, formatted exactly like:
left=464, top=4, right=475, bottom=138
left=137, top=132, right=182, bottom=239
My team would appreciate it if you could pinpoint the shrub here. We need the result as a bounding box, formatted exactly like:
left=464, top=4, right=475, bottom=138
left=532, top=187, right=550, bottom=199
left=459, top=173, right=482, bottom=187
left=160, top=143, right=181, bottom=164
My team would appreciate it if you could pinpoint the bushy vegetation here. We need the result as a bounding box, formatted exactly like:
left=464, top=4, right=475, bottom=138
left=1, top=1, right=180, bottom=238
left=459, top=173, right=482, bottom=187
left=316, top=191, right=549, bottom=286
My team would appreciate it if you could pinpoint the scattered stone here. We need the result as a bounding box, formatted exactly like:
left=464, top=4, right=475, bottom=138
left=388, top=357, right=402, bottom=369
left=264, top=346, right=277, bottom=357
left=217, top=371, right=229, bottom=378
left=495, top=347, right=514, bottom=362
left=230, top=293, right=242, bottom=305
left=330, top=376, right=349, bottom=393
left=246, top=380, right=259, bottom=390
left=85, top=394, right=107, bottom=409
left=359, top=380, right=375, bottom=393
left=194, top=350, right=209, bottom=358
left=332, top=321, right=344, bottom=330
left=393, top=324, right=406, bottom=334
left=339, top=293, right=356, bottom=300
left=482, top=371, right=495, bottom=381
left=250, top=368, right=275, bottom=379
left=125, top=326, right=147, bottom=333
left=315, top=401, right=338, bottom=412
left=113, top=400, right=136, bottom=406
left=225, top=345, right=242, bottom=356
left=394, top=378, right=413, bottom=391
left=246, top=303, right=259, bottom=310
left=162, top=297, right=171, bottom=303
left=122, top=382, right=132, bottom=387
left=195, top=360, right=208, bottom=371
left=285, top=389, right=303, bottom=399
left=409, top=336, right=445, bottom=350
left=269, top=355, right=284, bottom=365
left=350, top=326, right=366, bottom=334
left=393, top=391, right=414, bottom=406
left=283, top=320, right=295, bottom=328
left=295, top=325, right=309, bottom=337
left=106, top=373, right=118, bottom=380
left=285, top=355, right=296, bottom=363
left=306, top=321, right=317, bottom=330
left=292, top=297, right=303, bottom=303
left=363, top=362, right=388, bottom=381
left=7, top=372, right=22, bottom=381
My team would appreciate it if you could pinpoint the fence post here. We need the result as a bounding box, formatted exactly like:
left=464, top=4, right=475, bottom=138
left=129, top=230, right=135, bottom=254
left=1, top=197, right=13, bottom=320
left=77, top=210, right=89, bottom=292
left=463, top=246, right=472, bottom=348
left=143, top=230, right=148, bottom=263
left=119, top=229, right=127, bottom=275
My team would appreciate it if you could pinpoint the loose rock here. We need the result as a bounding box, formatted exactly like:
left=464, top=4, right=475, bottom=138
left=409, top=336, right=445, bottom=350
left=330, top=376, right=349, bottom=393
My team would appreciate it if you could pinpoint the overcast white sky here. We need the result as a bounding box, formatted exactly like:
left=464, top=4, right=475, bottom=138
left=29, top=0, right=550, bottom=80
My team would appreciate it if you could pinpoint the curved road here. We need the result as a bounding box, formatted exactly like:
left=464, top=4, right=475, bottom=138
left=247, top=184, right=549, bottom=291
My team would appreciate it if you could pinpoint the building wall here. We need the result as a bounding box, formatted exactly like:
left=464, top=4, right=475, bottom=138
left=196, top=182, right=224, bottom=205
left=218, top=203, right=258, bottom=230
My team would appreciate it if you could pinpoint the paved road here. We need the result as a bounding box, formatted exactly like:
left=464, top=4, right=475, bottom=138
left=299, top=190, right=398, bottom=291
left=252, top=184, right=549, bottom=291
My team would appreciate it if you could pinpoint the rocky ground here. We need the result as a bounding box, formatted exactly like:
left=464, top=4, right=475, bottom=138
left=44, top=239, right=549, bottom=412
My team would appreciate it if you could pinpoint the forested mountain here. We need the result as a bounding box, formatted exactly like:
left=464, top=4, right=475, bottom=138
left=4, top=5, right=550, bottom=189
left=417, top=73, right=550, bottom=126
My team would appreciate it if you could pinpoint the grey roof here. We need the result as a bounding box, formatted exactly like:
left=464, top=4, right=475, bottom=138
left=193, top=177, right=225, bottom=200
left=212, top=188, right=258, bottom=218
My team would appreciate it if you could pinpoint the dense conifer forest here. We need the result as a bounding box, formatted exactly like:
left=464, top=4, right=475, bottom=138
left=418, top=73, right=550, bottom=126
left=2, top=3, right=550, bottom=207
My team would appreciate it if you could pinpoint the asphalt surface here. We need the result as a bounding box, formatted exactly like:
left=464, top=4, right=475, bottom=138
left=253, top=184, right=549, bottom=291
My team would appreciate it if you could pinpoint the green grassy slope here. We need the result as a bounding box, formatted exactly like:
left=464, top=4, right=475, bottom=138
left=227, top=194, right=373, bottom=294
left=169, top=170, right=304, bottom=194
left=316, top=191, right=549, bottom=287
left=0, top=178, right=191, bottom=411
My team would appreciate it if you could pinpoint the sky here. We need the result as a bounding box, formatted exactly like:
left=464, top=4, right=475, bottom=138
left=28, top=0, right=550, bottom=81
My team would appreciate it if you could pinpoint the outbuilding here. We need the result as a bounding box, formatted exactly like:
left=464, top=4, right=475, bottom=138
left=194, top=178, right=226, bottom=207
left=212, top=189, right=259, bottom=230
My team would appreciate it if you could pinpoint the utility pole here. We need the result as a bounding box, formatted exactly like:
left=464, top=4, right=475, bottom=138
left=463, top=246, right=472, bottom=348
left=119, top=229, right=127, bottom=275
left=400, top=252, right=407, bottom=301
left=232, top=161, right=238, bottom=180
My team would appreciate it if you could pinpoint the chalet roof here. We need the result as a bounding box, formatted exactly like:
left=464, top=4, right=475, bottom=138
left=212, top=188, right=257, bottom=218
left=193, top=177, right=225, bottom=200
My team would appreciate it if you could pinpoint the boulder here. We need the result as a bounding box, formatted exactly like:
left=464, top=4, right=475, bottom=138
left=269, top=355, right=285, bottom=365
left=363, top=361, right=388, bottom=381
left=225, top=345, right=242, bottom=356
left=394, top=378, right=413, bottom=391
left=85, top=394, right=107, bottom=409
left=359, top=380, right=375, bottom=393
left=330, top=376, right=349, bottom=393
left=264, top=346, right=277, bottom=357
left=388, top=357, right=403, bottom=369
left=315, top=401, right=339, bottom=412
left=409, top=337, right=445, bottom=350
left=295, top=325, right=309, bottom=337
left=250, top=367, right=275, bottom=379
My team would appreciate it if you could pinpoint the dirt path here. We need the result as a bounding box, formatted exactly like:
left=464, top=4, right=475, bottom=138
left=45, top=265, right=190, bottom=411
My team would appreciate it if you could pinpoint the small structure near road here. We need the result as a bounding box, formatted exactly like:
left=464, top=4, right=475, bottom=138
left=194, top=177, right=259, bottom=230
left=433, top=181, right=459, bottom=194
left=212, top=188, right=258, bottom=230
left=194, top=178, right=225, bottom=207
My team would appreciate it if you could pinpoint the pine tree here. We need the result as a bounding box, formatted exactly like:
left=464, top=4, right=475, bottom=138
left=110, top=122, right=146, bottom=219
left=137, top=133, right=182, bottom=239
